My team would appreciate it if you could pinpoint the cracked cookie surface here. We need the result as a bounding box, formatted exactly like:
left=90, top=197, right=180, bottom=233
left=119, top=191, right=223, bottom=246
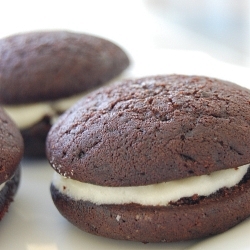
left=0, top=109, right=23, bottom=183
left=0, top=30, right=130, bottom=104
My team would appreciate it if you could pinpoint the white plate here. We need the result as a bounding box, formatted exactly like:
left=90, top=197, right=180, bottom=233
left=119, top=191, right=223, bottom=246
left=1, top=50, right=250, bottom=250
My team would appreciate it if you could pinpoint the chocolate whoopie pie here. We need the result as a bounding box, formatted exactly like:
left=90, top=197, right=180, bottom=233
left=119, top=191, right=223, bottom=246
left=0, top=108, right=23, bottom=220
left=46, top=74, right=250, bottom=242
left=0, top=30, right=129, bottom=157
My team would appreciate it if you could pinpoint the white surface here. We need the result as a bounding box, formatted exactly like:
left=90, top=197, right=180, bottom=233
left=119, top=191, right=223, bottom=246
left=0, top=50, right=250, bottom=250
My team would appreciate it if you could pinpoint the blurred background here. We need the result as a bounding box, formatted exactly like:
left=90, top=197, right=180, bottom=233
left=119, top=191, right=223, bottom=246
left=1, top=0, right=249, bottom=67
left=145, top=0, right=250, bottom=67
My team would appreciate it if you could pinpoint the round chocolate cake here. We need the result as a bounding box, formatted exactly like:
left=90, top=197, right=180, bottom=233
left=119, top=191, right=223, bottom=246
left=46, top=74, right=250, bottom=242
left=0, top=30, right=130, bottom=157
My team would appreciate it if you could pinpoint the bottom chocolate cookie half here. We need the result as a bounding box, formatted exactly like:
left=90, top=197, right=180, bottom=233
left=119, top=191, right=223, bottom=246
left=21, top=116, right=51, bottom=158
left=0, top=167, right=21, bottom=220
left=50, top=169, right=250, bottom=243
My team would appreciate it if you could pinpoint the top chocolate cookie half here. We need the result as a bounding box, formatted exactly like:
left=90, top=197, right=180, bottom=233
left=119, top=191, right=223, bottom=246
left=0, top=30, right=129, bottom=104
left=46, top=75, right=250, bottom=187
left=0, top=108, right=23, bottom=184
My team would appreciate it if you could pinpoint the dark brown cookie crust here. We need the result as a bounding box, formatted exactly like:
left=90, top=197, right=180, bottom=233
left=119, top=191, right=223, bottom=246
left=0, top=167, right=21, bottom=220
left=0, top=108, right=24, bottom=183
left=50, top=168, right=250, bottom=243
left=46, top=75, right=250, bottom=187
left=21, top=116, right=51, bottom=158
left=0, top=30, right=130, bottom=104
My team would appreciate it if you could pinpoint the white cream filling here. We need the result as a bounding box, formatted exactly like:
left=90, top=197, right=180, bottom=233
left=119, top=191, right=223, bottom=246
left=0, top=182, right=6, bottom=192
left=3, top=75, right=126, bottom=129
left=3, top=93, right=84, bottom=129
left=52, top=164, right=249, bottom=206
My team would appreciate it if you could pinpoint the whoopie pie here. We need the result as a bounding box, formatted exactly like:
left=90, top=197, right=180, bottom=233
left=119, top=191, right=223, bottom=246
left=0, top=30, right=129, bottom=157
left=46, top=74, right=250, bottom=242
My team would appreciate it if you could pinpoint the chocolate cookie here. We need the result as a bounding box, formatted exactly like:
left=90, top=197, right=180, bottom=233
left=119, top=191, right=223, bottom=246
left=0, top=108, right=23, bottom=220
left=0, top=30, right=130, bottom=157
left=46, top=75, right=250, bottom=242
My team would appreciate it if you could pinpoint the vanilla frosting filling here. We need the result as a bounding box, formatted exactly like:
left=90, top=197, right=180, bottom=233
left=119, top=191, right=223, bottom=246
left=3, top=75, right=125, bottom=129
left=52, top=164, right=249, bottom=206
left=3, top=93, right=85, bottom=129
left=0, top=181, right=7, bottom=192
